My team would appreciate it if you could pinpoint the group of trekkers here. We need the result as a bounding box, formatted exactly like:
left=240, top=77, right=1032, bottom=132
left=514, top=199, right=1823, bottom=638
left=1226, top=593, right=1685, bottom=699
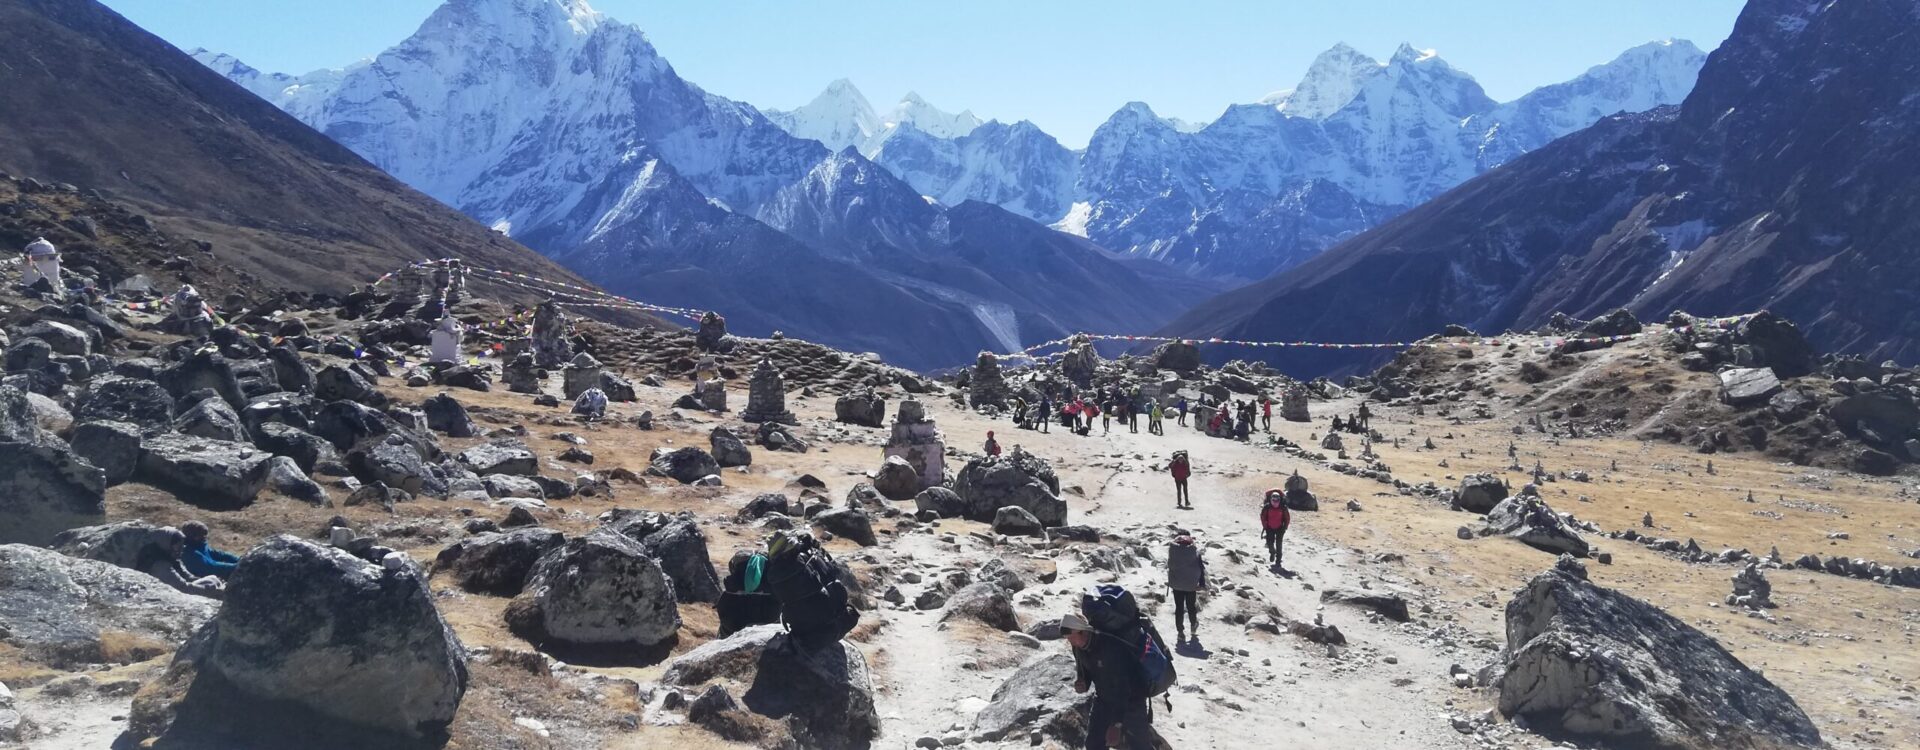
left=1329, top=403, right=1372, bottom=434
left=1009, top=385, right=1282, bottom=448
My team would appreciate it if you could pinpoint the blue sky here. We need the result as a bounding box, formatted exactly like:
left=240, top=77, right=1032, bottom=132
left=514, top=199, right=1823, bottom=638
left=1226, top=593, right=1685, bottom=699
left=103, top=0, right=1746, bottom=147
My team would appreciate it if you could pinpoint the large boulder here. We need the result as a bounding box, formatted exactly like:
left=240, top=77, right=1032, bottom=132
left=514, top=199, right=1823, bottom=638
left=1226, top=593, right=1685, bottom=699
left=940, top=582, right=1021, bottom=632
left=457, top=441, right=536, bottom=476
left=834, top=390, right=885, bottom=427
left=349, top=436, right=446, bottom=498
left=420, top=393, right=477, bottom=438
left=1733, top=311, right=1817, bottom=378
left=265, top=456, right=327, bottom=504
left=14, top=320, right=90, bottom=356
left=914, top=486, right=967, bottom=518
left=1454, top=473, right=1509, bottom=514
left=871, top=455, right=920, bottom=501
left=709, top=426, right=753, bottom=468
left=174, top=396, right=249, bottom=443
left=51, top=520, right=180, bottom=571
left=0, top=441, right=108, bottom=545
left=252, top=422, right=339, bottom=474
left=1152, top=341, right=1202, bottom=373
left=0, top=544, right=215, bottom=666
left=650, top=446, right=721, bottom=484
left=75, top=375, right=174, bottom=428
left=970, top=653, right=1093, bottom=743
left=506, top=529, right=680, bottom=651
left=607, top=513, right=724, bottom=605
left=1828, top=392, right=1920, bottom=445
left=1497, top=567, right=1821, bottom=748
left=156, top=351, right=246, bottom=410
left=69, top=420, right=142, bottom=485
left=992, top=506, right=1046, bottom=538
left=432, top=527, right=565, bottom=596
left=1718, top=367, right=1782, bottom=407
left=315, top=364, right=387, bottom=407
left=136, top=434, right=274, bottom=509
left=811, top=508, right=878, bottom=547
left=1482, top=498, right=1590, bottom=557
left=661, top=625, right=880, bottom=750
left=129, top=536, right=469, bottom=746
left=952, top=447, right=1067, bottom=526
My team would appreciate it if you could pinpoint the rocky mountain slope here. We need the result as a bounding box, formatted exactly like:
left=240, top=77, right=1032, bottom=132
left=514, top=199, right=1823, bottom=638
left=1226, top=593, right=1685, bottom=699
left=771, top=41, right=1704, bottom=281
left=189, top=0, right=1187, bottom=369
left=0, top=0, right=594, bottom=297
left=1164, top=0, right=1920, bottom=376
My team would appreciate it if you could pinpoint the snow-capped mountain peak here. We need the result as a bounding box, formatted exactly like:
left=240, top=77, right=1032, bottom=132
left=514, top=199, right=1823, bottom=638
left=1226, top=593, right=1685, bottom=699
left=881, top=91, right=983, bottom=139
left=1277, top=42, right=1384, bottom=119
left=764, top=79, right=883, bottom=153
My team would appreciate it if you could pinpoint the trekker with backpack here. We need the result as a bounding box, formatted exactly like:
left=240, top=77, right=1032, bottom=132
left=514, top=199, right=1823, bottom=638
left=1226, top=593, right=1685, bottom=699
left=1166, top=534, right=1207, bottom=642
left=761, top=531, right=860, bottom=649
left=1168, top=451, right=1191, bottom=509
left=984, top=430, right=1002, bottom=457
left=1261, top=489, right=1292, bottom=568
left=1068, top=585, right=1175, bottom=750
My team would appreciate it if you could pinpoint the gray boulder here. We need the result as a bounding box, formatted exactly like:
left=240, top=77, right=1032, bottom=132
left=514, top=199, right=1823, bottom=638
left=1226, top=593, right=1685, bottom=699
left=69, top=420, right=142, bottom=485
left=481, top=474, right=546, bottom=500
left=174, top=397, right=249, bottom=443
left=15, top=320, right=91, bottom=356
left=834, top=390, right=885, bottom=427
left=265, top=456, right=326, bottom=504
left=952, top=447, right=1067, bottom=526
left=650, top=446, right=720, bottom=485
left=134, top=536, right=468, bottom=744
left=252, top=422, right=339, bottom=474
left=156, top=351, right=246, bottom=410
left=1483, top=498, right=1590, bottom=557
left=914, top=486, right=967, bottom=518
left=940, top=582, right=1021, bottom=632
left=871, top=455, right=920, bottom=500
left=51, top=520, right=180, bottom=571
left=507, top=529, right=680, bottom=650
left=608, top=513, right=724, bottom=605
left=1319, top=588, right=1411, bottom=622
left=1497, top=567, right=1821, bottom=748
left=0, top=544, right=215, bottom=666
left=315, top=364, right=387, bottom=407
left=432, top=527, right=566, bottom=596
left=661, top=624, right=879, bottom=750
left=992, top=506, right=1046, bottom=538
left=971, top=653, right=1092, bottom=743
left=457, top=441, right=536, bottom=476
left=1717, top=367, right=1782, bottom=407
left=75, top=376, right=174, bottom=428
left=421, top=393, right=477, bottom=438
left=349, top=436, right=446, bottom=498
left=811, top=508, right=878, bottom=547
left=0, top=441, right=108, bottom=545
left=136, top=433, right=274, bottom=509
left=1455, top=473, right=1509, bottom=514
left=709, top=426, right=753, bottom=468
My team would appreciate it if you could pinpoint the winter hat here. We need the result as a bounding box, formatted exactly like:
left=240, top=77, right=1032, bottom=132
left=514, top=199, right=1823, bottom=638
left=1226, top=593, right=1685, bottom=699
left=1060, top=611, right=1092, bottom=632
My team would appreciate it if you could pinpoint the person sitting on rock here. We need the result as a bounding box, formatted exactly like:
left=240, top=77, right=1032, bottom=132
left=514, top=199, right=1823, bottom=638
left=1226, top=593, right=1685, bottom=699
left=572, top=386, right=608, bottom=420
left=179, top=520, right=240, bottom=580
left=137, top=527, right=225, bottom=600
left=984, top=430, right=1002, bottom=457
left=1331, top=415, right=1345, bottom=433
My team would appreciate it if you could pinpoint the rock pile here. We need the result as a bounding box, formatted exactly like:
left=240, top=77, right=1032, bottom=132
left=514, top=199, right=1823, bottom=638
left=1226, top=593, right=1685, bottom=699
left=967, top=351, right=1011, bottom=409
left=739, top=358, right=797, bottom=424
left=952, top=447, right=1066, bottom=527
left=881, top=396, right=943, bottom=495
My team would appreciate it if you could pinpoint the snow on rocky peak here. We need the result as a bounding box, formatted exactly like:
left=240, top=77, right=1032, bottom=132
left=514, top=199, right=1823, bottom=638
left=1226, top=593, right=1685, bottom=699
left=882, top=92, right=984, bottom=139
left=1275, top=42, right=1385, bottom=119
left=763, top=78, right=883, bottom=153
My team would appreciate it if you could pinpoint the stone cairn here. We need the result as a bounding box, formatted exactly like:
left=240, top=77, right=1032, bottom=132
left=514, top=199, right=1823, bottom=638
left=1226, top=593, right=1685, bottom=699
left=1281, top=383, right=1311, bottom=422
left=504, top=351, right=541, bottom=394
left=562, top=352, right=603, bottom=400
left=1283, top=470, right=1319, bottom=511
left=1060, top=334, right=1100, bottom=387
left=531, top=300, right=572, bottom=368
left=968, top=351, right=1012, bottom=409
left=883, top=397, right=945, bottom=493
left=681, top=356, right=728, bottom=412
left=1729, top=561, right=1775, bottom=609
left=696, top=311, right=734, bottom=353
left=740, top=358, right=797, bottom=425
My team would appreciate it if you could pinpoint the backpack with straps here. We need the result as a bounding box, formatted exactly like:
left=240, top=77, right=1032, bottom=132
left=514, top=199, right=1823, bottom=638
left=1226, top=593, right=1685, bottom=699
left=1080, top=585, right=1178, bottom=698
left=762, top=531, right=860, bottom=648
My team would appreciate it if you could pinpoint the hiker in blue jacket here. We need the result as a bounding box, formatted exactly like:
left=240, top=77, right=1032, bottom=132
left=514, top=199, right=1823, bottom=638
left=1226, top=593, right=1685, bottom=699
left=179, top=520, right=239, bottom=580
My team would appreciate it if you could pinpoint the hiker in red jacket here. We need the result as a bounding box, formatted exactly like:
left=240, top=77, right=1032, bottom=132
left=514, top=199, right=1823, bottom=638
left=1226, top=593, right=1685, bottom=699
left=1169, top=451, right=1192, bottom=509
left=1261, top=489, right=1291, bottom=567
left=984, top=430, right=1002, bottom=457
